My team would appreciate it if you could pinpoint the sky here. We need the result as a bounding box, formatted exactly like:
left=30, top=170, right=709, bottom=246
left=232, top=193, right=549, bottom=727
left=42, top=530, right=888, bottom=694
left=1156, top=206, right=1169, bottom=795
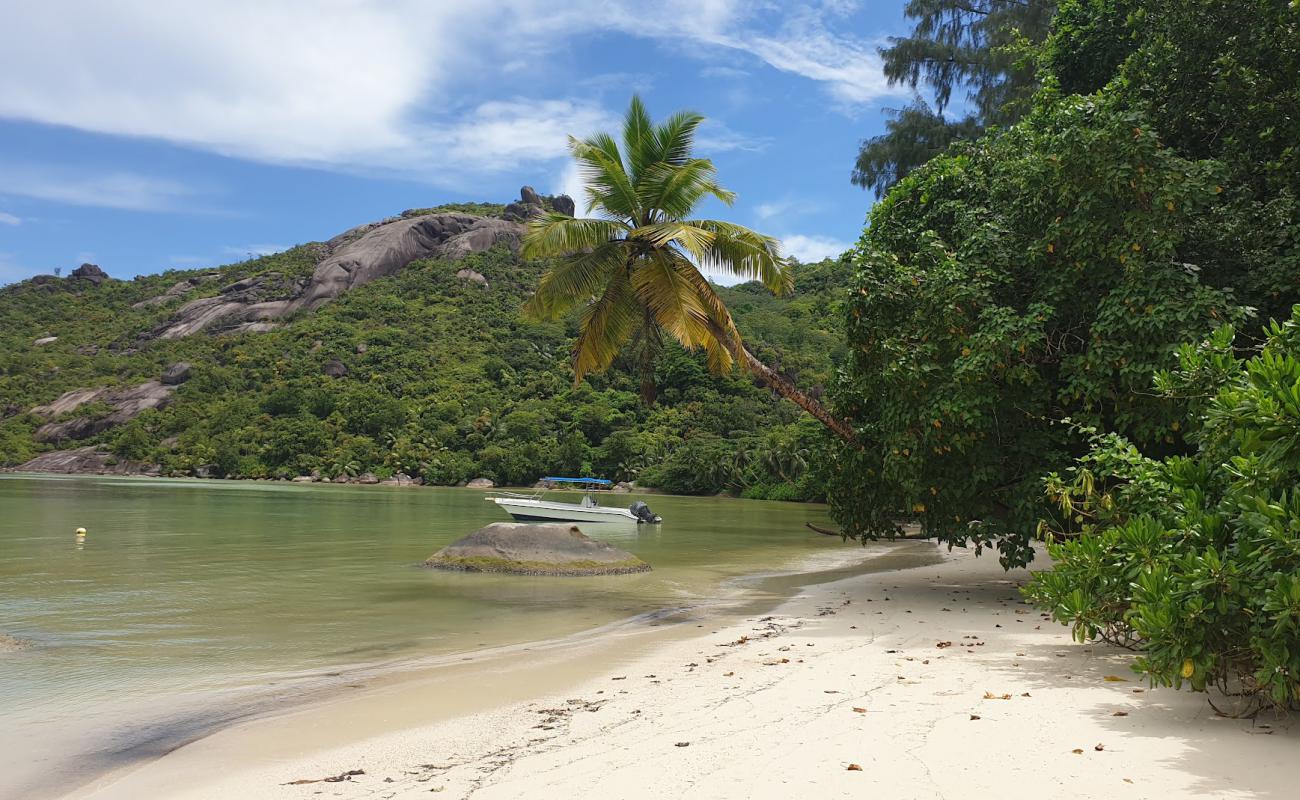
left=0, top=1, right=914, bottom=286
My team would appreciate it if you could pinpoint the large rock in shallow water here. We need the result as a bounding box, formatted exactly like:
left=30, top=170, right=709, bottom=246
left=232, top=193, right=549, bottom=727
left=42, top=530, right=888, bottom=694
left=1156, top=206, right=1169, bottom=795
left=425, top=523, right=651, bottom=576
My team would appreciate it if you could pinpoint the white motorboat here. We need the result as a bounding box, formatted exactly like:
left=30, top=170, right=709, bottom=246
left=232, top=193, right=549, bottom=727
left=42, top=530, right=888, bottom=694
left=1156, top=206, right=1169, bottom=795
left=489, top=477, right=662, bottom=524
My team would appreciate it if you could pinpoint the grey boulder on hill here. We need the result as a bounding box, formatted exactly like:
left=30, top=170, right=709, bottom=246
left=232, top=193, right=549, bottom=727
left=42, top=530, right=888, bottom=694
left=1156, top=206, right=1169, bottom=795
left=69, top=263, right=110, bottom=286
left=424, top=522, right=651, bottom=576
left=151, top=206, right=529, bottom=340
left=17, top=445, right=158, bottom=476
left=30, top=380, right=175, bottom=443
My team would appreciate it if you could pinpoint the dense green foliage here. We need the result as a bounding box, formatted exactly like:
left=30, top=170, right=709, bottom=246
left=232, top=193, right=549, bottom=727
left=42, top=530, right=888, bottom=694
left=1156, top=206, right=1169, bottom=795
left=853, top=0, right=1055, bottom=196
left=0, top=241, right=846, bottom=499
left=1025, top=311, right=1300, bottom=709
left=831, top=0, right=1300, bottom=568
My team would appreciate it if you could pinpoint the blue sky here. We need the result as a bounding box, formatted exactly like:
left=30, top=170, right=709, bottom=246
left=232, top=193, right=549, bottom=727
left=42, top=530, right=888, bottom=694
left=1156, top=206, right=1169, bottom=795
left=0, top=1, right=913, bottom=286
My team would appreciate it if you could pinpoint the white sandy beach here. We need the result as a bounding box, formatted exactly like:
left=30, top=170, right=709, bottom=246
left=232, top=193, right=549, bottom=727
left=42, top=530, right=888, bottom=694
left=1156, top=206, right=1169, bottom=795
left=67, top=542, right=1295, bottom=800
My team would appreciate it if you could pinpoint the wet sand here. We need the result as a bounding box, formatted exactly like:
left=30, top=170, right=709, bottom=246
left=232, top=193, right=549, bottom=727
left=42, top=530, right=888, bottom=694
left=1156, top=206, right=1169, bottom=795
left=64, top=543, right=1295, bottom=800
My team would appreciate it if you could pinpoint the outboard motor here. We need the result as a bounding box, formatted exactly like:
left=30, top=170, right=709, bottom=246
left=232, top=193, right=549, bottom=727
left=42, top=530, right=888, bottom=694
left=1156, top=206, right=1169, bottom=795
left=629, top=500, right=662, bottom=524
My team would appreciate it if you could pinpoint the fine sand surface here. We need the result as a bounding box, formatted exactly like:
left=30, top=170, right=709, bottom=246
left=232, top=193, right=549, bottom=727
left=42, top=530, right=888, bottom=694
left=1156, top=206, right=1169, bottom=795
left=67, top=543, right=1295, bottom=800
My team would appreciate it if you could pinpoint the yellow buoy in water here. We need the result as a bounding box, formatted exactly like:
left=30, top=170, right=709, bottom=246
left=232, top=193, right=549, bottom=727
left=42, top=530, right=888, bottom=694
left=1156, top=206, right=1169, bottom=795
left=75, top=527, right=87, bottom=537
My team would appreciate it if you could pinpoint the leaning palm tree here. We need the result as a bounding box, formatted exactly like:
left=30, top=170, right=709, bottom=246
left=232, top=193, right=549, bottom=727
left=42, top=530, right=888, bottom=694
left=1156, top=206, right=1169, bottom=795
left=522, top=96, right=856, bottom=444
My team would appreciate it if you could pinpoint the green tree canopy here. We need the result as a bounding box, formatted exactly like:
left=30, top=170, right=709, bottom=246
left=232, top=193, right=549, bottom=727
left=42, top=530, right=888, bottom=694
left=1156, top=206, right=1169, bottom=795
left=853, top=0, right=1056, bottom=196
left=831, top=0, right=1300, bottom=566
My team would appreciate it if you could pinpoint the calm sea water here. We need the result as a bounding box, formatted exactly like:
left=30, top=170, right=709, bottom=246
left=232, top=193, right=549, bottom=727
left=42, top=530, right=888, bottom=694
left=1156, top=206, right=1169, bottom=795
left=0, top=474, right=853, bottom=798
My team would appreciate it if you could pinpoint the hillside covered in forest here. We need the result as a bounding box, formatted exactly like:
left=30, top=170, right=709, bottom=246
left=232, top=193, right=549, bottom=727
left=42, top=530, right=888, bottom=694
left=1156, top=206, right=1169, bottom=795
left=0, top=193, right=847, bottom=500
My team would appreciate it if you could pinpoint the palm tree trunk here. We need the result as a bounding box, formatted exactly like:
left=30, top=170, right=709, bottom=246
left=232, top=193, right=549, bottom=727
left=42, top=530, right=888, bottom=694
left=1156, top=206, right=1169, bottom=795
left=637, top=311, right=661, bottom=406
left=739, top=346, right=859, bottom=446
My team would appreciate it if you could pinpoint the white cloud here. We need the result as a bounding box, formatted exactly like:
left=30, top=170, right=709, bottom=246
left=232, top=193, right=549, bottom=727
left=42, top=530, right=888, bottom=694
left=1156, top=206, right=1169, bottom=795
left=780, top=233, right=852, bottom=263
left=0, top=211, right=19, bottom=225
left=755, top=201, right=793, bottom=222
left=222, top=244, right=288, bottom=258
left=553, top=161, right=589, bottom=214
left=695, top=119, right=771, bottom=153
left=433, top=100, right=615, bottom=174
left=0, top=1, right=895, bottom=184
left=701, top=65, right=750, bottom=80
left=0, top=164, right=200, bottom=212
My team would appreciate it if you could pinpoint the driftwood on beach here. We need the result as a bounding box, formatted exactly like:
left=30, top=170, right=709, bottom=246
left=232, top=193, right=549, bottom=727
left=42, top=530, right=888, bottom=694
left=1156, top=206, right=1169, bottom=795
left=805, top=522, right=932, bottom=540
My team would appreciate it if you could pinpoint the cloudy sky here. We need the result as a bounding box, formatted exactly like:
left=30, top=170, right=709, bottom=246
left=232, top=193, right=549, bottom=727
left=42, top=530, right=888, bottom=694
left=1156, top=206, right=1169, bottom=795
left=0, top=1, right=911, bottom=285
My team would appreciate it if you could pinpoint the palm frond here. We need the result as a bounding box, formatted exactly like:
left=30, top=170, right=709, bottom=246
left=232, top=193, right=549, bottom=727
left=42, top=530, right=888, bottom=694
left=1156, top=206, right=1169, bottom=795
left=622, top=95, right=658, bottom=184
left=649, top=110, right=705, bottom=166
left=522, top=214, right=630, bottom=260
left=671, top=257, right=744, bottom=371
left=688, top=219, right=793, bottom=295
left=638, top=159, right=735, bottom=220
left=629, top=221, right=715, bottom=261
left=570, top=134, right=639, bottom=220
left=631, top=250, right=716, bottom=354
left=525, top=240, right=629, bottom=320
left=572, top=265, right=639, bottom=381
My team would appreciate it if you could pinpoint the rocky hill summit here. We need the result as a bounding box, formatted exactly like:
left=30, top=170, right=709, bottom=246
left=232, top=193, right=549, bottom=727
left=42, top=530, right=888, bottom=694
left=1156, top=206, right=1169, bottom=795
left=148, top=187, right=560, bottom=339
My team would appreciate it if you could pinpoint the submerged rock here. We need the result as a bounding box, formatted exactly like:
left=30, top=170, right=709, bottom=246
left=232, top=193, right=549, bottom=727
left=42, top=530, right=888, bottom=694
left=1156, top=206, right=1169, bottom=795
left=1, top=633, right=34, bottom=653
left=424, top=522, right=651, bottom=576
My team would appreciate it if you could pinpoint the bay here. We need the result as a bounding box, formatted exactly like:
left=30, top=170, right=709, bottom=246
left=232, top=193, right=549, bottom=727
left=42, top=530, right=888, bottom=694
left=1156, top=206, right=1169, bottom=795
left=0, top=474, right=853, bottom=798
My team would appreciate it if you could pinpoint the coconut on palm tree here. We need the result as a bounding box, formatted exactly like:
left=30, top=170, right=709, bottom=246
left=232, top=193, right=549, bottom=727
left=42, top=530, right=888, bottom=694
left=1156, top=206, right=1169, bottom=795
left=522, top=96, right=856, bottom=444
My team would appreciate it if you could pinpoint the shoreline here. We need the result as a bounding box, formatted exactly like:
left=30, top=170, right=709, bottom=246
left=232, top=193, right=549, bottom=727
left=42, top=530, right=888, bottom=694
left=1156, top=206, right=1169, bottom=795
left=50, top=539, right=932, bottom=800
left=63, top=544, right=1296, bottom=800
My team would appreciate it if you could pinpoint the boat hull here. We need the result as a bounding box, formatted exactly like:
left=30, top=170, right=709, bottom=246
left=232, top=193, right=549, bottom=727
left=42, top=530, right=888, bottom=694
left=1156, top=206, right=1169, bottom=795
left=491, top=497, right=640, bottom=523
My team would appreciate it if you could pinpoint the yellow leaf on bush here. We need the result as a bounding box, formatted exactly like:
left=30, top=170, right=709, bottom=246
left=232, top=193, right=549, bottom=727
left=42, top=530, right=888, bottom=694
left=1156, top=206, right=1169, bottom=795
left=1181, top=659, right=1194, bottom=678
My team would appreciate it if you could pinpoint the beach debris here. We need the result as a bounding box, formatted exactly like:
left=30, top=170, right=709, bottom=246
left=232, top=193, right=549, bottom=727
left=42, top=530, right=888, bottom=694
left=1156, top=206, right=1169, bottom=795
left=969, top=714, right=981, bottom=720
left=936, top=641, right=953, bottom=649
left=1072, top=748, right=1084, bottom=754
left=675, top=741, right=690, bottom=747
left=852, top=707, right=867, bottom=713
left=284, top=768, right=365, bottom=785
left=1103, top=675, right=1128, bottom=682
left=723, top=671, right=734, bottom=677
left=1021, top=692, right=1031, bottom=697
left=762, top=658, right=790, bottom=666
left=983, top=691, right=1012, bottom=700
left=1095, top=743, right=1105, bottom=751
left=847, top=763, right=863, bottom=771
left=1112, top=710, right=1128, bottom=716
left=611, top=676, right=626, bottom=680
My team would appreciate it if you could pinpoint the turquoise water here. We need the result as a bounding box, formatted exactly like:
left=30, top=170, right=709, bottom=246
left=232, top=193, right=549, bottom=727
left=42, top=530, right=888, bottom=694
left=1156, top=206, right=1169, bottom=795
left=0, top=474, right=851, bottom=798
